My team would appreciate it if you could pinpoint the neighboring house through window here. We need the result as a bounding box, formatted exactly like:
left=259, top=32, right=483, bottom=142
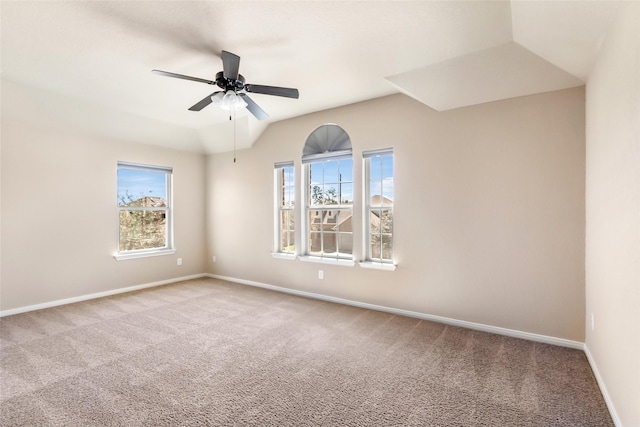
left=302, top=124, right=354, bottom=261
left=115, top=162, right=174, bottom=260
left=274, top=161, right=295, bottom=255
left=364, top=149, right=394, bottom=264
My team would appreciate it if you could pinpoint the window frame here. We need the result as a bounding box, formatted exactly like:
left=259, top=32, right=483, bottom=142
left=273, top=162, right=296, bottom=259
left=302, top=156, right=354, bottom=263
left=114, top=162, right=175, bottom=261
left=362, top=149, right=395, bottom=268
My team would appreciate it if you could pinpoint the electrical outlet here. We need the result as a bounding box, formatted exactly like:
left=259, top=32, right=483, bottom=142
left=177, top=258, right=182, bottom=266
left=318, top=270, right=324, bottom=280
left=212, top=256, right=216, bottom=263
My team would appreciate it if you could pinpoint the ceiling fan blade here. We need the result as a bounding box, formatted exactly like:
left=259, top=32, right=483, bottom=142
left=221, top=50, right=240, bottom=81
left=152, top=69, right=214, bottom=85
left=245, top=84, right=299, bottom=99
left=188, top=91, right=221, bottom=111
left=239, top=93, right=269, bottom=121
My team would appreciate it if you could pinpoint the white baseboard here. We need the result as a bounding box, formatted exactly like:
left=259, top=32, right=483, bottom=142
left=2, top=272, right=585, bottom=351
left=0, top=274, right=208, bottom=317
left=583, top=344, right=621, bottom=426
left=207, top=273, right=584, bottom=350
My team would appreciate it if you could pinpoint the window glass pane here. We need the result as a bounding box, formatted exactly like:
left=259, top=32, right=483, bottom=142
left=370, top=235, right=381, bottom=259
left=284, top=166, right=295, bottom=208
left=339, top=159, right=353, bottom=181
left=119, top=210, right=166, bottom=251
left=280, top=205, right=295, bottom=252
left=286, top=231, right=295, bottom=252
left=324, top=184, right=339, bottom=205
left=338, top=233, right=353, bottom=255
left=287, top=210, right=296, bottom=232
left=309, top=211, right=322, bottom=230
left=326, top=210, right=337, bottom=224
left=309, top=232, right=322, bottom=255
left=335, top=209, right=353, bottom=232
left=381, top=155, right=394, bottom=179
left=283, top=166, right=295, bottom=186
left=310, top=185, right=324, bottom=206
left=381, top=235, right=393, bottom=260
left=369, top=181, right=383, bottom=203
left=380, top=209, right=393, bottom=233
left=382, top=177, right=394, bottom=204
left=322, top=232, right=337, bottom=254
left=118, top=169, right=167, bottom=207
left=324, top=160, right=339, bottom=183
left=370, top=209, right=382, bottom=234
left=284, top=185, right=294, bottom=206
left=369, top=157, right=382, bottom=181
left=310, top=163, right=323, bottom=186
left=281, top=211, right=293, bottom=233
left=340, top=183, right=353, bottom=204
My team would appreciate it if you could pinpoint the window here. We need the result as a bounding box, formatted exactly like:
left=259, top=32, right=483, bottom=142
left=364, top=149, right=394, bottom=264
left=306, top=158, right=354, bottom=259
left=115, top=162, right=173, bottom=260
left=301, top=124, right=354, bottom=263
left=274, top=162, right=295, bottom=255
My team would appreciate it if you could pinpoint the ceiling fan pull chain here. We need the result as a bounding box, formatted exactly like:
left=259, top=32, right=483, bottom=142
left=233, top=108, right=237, bottom=163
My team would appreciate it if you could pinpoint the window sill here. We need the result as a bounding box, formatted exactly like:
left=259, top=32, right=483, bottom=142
left=271, top=252, right=297, bottom=261
left=299, top=256, right=355, bottom=267
left=114, top=248, right=176, bottom=261
left=359, top=261, right=397, bottom=271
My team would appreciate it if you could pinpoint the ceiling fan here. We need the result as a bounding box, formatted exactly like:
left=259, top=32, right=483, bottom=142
left=152, top=50, right=299, bottom=121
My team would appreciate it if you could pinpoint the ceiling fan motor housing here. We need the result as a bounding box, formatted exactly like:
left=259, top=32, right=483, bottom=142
left=216, top=71, right=245, bottom=92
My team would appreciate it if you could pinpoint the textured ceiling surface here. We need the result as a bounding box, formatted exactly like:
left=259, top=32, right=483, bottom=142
left=0, top=1, right=621, bottom=153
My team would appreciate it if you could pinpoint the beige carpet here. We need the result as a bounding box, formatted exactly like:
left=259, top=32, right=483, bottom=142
left=0, top=278, right=612, bottom=426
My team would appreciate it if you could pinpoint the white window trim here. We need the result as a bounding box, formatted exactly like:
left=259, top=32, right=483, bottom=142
left=359, top=261, right=396, bottom=271
left=299, top=255, right=355, bottom=267
left=115, top=162, right=173, bottom=260
left=271, top=252, right=297, bottom=261
left=114, top=248, right=176, bottom=261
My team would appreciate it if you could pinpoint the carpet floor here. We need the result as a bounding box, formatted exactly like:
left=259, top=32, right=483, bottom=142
left=0, top=278, right=612, bottom=426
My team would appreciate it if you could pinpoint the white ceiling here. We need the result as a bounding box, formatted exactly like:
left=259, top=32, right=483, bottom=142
left=0, top=1, right=621, bottom=154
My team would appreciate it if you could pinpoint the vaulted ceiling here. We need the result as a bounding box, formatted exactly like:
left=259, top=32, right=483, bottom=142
left=1, top=1, right=621, bottom=154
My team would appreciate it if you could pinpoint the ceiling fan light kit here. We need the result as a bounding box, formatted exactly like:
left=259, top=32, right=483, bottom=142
left=211, top=91, right=247, bottom=112
left=152, top=50, right=299, bottom=121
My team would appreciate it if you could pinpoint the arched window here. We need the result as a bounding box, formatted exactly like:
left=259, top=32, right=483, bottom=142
left=302, top=124, right=353, bottom=261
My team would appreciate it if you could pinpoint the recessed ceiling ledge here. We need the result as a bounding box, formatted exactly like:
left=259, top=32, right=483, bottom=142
left=385, top=42, right=584, bottom=112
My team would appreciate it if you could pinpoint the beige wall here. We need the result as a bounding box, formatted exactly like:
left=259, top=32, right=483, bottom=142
left=0, top=117, right=207, bottom=311
left=207, top=87, right=586, bottom=341
left=585, top=1, right=640, bottom=425
left=1, top=84, right=588, bottom=343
